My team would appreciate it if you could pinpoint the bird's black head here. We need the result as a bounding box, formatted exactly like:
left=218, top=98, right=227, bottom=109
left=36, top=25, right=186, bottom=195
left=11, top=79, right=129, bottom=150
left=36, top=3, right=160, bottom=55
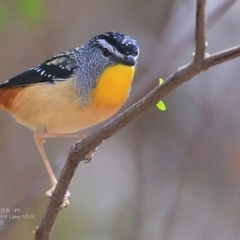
left=89, top=31, right=139, bottom=66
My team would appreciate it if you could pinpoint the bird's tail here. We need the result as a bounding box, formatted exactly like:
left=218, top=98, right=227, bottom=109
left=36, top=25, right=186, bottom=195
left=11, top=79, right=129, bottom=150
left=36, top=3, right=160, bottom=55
left=0, top=88, right=22, bottom=110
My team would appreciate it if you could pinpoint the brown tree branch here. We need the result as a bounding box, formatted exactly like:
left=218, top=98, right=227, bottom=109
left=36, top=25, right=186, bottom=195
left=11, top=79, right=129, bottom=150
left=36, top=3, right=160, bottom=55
left=35, top=1, right=240, bottom=239
left=194, top=0, right=206, bottom=61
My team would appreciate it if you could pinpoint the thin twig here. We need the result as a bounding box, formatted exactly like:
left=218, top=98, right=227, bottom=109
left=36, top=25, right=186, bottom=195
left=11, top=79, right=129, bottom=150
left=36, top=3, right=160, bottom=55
left=202, top=45, right=240, bottom=67
left=35, top=1, right=240, bottom=239
left=194, top=0, right=206, bottom=61
left=132, top=0, right=234, bottom=105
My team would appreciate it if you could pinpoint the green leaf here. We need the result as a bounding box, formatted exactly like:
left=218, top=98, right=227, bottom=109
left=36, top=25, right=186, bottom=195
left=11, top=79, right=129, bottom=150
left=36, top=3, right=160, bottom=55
left=156, top=78, right=166, bottom=111
left=156, top=101, right=166, bottom=111
left=159, top=78, right=164, bottom=85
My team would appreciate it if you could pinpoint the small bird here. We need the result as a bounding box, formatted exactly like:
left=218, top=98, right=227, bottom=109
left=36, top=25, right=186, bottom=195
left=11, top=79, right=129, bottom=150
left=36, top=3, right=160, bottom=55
left=0, top=32, right=139, bottom=207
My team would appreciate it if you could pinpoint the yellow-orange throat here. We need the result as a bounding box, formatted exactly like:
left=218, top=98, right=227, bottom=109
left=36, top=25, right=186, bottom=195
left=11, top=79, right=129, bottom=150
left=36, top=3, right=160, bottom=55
left=92, top=64, right=135, bottom=107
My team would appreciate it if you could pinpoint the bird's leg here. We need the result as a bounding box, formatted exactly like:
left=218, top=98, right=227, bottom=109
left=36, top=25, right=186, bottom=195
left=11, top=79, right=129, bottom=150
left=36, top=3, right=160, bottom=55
left=34, top=133, right=57, bottom=186
left=37, top=132, right=87, bottom=139
left=34, top=131, right=96, bottom=208
left=34, top=132, right=70, bottom=208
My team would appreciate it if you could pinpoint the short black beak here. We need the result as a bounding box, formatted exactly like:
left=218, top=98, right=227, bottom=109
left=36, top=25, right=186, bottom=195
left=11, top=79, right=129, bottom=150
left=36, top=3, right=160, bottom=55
left=122, top=55, right=136, bottom=66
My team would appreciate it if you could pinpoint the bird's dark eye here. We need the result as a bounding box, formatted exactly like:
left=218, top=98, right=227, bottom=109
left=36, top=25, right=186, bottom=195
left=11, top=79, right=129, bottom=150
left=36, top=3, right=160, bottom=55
left=102, top=47, right=111, bottom=57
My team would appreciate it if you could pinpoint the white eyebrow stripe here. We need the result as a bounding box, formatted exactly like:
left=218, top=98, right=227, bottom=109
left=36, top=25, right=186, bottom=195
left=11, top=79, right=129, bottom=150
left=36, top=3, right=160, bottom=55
left=97, top=39, right=125, bottom=58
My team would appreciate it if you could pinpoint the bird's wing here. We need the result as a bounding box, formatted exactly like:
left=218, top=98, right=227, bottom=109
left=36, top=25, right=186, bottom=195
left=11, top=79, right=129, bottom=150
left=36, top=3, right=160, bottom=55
left=0, top=53, right=79, bottom=88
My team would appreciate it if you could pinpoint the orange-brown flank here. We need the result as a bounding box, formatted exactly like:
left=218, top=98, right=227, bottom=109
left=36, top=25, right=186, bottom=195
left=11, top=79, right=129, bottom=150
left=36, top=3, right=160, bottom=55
left=0, top=64, right=135, bottom=134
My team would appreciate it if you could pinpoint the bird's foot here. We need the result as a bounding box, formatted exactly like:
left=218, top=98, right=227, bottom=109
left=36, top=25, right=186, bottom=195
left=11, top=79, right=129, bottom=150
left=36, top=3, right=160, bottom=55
left=83, top=147, right=98, bottom=163
left=45, top=187, right=71, bottom=209
left=71, top=139, right=98, bottom=163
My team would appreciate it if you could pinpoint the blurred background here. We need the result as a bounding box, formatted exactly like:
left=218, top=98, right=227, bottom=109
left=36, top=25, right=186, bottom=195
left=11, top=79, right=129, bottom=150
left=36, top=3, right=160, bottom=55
left=0, top=0, right=240, bottom=239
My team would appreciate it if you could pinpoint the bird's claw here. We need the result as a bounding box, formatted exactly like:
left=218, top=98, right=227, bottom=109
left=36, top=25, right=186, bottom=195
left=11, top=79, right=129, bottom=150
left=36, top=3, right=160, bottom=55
left=84, top=147, right=98, bottom=163
left=45, top=186, right=71, bottom=209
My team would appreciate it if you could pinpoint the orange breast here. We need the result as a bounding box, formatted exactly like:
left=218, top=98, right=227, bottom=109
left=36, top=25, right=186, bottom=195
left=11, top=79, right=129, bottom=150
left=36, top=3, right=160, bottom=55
left=92, top=64, right=135, bottom=108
